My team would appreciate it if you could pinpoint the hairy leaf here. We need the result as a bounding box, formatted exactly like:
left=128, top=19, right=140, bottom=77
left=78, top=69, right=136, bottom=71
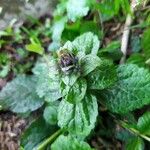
left=59, top=32, right=100, bottom=58
left=63, top=78, right=87, bottom=104
left=51, top=135, right=93, bottom=150
left=80, top=54, right=101, bottom=76
left=32, top=57, right=61, bottom=102
left=67, top=0, right=89, bottom=22
left=0, top=75, right=44, bottom=113
left=43, top=104, right=58, bottom=125
left=49, top=17, right=67, bottom=51
left=87, top=59, right=117, bottom=89
left=72, top=32, right=100, bottom=57
left=62, top=73, right=80, bottom=86
left=101, top=64, right=150, bottom=114
left=58, top=94, right=98, bottom=136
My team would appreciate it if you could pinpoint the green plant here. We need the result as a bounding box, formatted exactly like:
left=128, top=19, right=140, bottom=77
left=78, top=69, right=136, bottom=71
left=0, top=32, right=150, bottom=149
left=0, top=0, right=150, bottom=149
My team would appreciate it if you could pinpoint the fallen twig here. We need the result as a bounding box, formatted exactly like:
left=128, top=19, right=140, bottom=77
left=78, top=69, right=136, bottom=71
left=120, top=0, right=139, bottom=64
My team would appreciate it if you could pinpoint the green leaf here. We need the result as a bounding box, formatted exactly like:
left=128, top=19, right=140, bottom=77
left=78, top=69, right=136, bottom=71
left=62, top=73, right=80, bottom=86
left=127, top=53, right=147, bottom=68
left=21, top=117, right=58, bottom=150
left=80, top=54, right=101, bottom=76
left=137, top=111, right=150, bottom=136
left=142, top=28, right=150, bottom=58
left=67, top=0, right=89, bottom=22
left=115, top=128, right=134, bottom=142
left=52, top=17, right=67, bottom=42
left=126, top=137, right=144, bottom=150
left=43, top=104, right=58, bottom=125
left=58, top=94, right=98, bottom=136
left=51, top=135, right=93, bottom=150
left=101, top=64, right=150, bottom=114
left=0, top=52, right=9, bottom=64
left=131, top=36, right=141, bottom=53
left=48, top=41, right=61, bottom=52
left=79, top=21, right=102, bottom=37
left=97, top=0, right=117, bottom=21
left=62, top=78, right=87, bottom=104
left=49, top=17, right=67, bottom=51
left=87, top=59, right=117, bottom=90
left=0, top=64, right=10, bottom=78
left=53, top=0, right=67, bottom=17
left=59, top=32, right=100, bottom=58
left=98, top=41, right=122, bottom=61
left=60, top=41, right=74, bottom=52
left=25, top=43, right=44, bottom=55
left=0, top=75, right=44, bottom=113
left=120, top=0, right=131, bottom=15
left=32, top=56, right=61, bottom=102
left=72, top=32, right=100, bottom=57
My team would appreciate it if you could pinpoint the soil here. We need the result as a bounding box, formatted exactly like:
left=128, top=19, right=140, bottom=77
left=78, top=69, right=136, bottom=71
left=0, top=112, right=27, bottom=150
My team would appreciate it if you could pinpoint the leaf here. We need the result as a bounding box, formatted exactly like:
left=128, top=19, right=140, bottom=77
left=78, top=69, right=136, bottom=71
left=32, top=56, right=62, bottom=102
left=25, top=43, right=44, bottom=55
left=101, top=64, right=150, bottom=114
left=67, top=0, right=89, bottom=22
left=97, top=0, right=117, bottom=21
left=62, top=73, right=80, bottom=86
left=0, top=52, right=9, bottom=64
left=21, top=117, right=58, bottom=150
left=115, top=128, right=134, bottom=142
left=0, top=64, right=10, bottom=78
left=43, top=104, right=58, bottom=125
left=120, top=0, right=131, bottom=15
left=62, top=78, right=87, bottom=104
left=53, top=0, right=67, bottom=17
left=98, top=41, right=122, bottom=61
left=126, top=137, right=144, bottom=150
left=142, top=28, right=150, bottom=58
left=0, top=75, right=44, bottom=113
left=127, top=53, right=147, bottom=68
left=80, top=54, right=101, bottom=76
left=51, top=135, right=93, bottom=150
left=137, top=111, right=150, bottom=136
left=58, top=94, right=98, bottom=136
left=60, top=41, right=74, bottom=52
left=59, top=32, right=100, bottom=58
left=131, top=36, right=141, bottom=53
left=52, top=17, right=67, bottom=42
left=49, top=17, right=67, bottom=51
left=72, top=32, right=100, bottom=57
left=79, top=21, right=102, bottom=37
left=48, top=41, right=61, bottom=52
left=63, top=18, right=101, bottom=41
left=87, top=59, right=117, bottom=90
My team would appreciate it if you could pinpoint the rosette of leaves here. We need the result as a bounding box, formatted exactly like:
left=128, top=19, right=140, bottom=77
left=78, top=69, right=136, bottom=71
left=18, top=32, right=117, bottom=149
left=1, top=32, right=150, bottom=150
left=56, top=32, right=117, bottom=138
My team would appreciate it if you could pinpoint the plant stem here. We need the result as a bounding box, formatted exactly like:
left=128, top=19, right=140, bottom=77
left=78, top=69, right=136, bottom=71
left=130, top=127, right=150, bottom=142
left=121, top=121, right=150, bottom=142
left=37, top=129, right=63, bottom=150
